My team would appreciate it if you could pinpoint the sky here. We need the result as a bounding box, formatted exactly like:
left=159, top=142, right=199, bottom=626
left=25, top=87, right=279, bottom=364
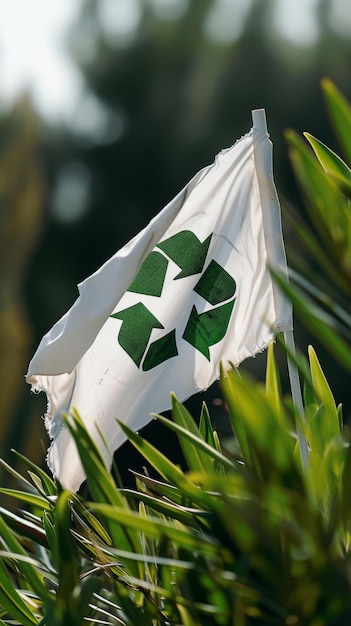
left=0, top=0, right=84, bottom=119
left=0, top=0, right=350, bottom=122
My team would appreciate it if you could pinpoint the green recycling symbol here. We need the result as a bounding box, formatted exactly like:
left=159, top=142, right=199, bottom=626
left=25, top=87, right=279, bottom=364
left=111, top=230, right=236, bottom=370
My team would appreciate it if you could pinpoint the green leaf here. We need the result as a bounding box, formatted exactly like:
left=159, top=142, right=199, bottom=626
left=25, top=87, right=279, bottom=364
left=322, top=77, right=351, bottom=165
left=304, top=132, right=351, bottom=199
left=0, top=550, right=47, bottom=570
left=118, top=420, right=195, bottom=486
left=308, top=346, right=340, bottom=444
left=286, top=129, right=351, bottom=273
left=0, top=507, right=47, bottom=547
left=42, top=511, right=58, bottom=564
left=130, top=471, right=186, bottom=505
left=0, top=514, right=50, bottom=600
left=117, top=572, right=222, bottom=618
left=219, top=364, right=252, bottom=467
left=290, top=217, right=351, bottom=296
left=65, top=411, right=143, bottom=576
left=341, top=437, right=351, bottom=528
left=88, top=504, right=220, bottom=558
left=86, top=543, right=196, bottom=571
left=0, top=559, right=37, bottom=625
left=121, top=489, right=208, bottom=527
left=153, top=412, right=235, bottom=472
left=10, top=450, right=57, bottom=496
left=55, top=491, right=78, bottom=573
left=265, top=343, right=283, bottom=425
left=199, top=402, right=217, bottom=449
left=63, top=410, right=124, bottom=507
left=76, top=575, right=102, bottom=618
left=220, top=367, right=296, bottom=480
left=117, top=420, right=220, bottom=510
left=170, top=393, right=214, bottom=472
left=72, top=500, right=112, bottom=545
left=0, top=458, right=35, bottom=491
left=288, top=267, right=351, bottom=333
left=272, top=269, right=351, bottom=371
left=0, top=488, right=52, bottom=512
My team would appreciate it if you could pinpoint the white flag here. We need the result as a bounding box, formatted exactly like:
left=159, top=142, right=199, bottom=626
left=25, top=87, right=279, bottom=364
left=26, top=119, right=292, bottom=492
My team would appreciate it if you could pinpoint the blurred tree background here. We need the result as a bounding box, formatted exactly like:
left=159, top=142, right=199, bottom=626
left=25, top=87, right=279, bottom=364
left=1, top=0, right=351, bottom=482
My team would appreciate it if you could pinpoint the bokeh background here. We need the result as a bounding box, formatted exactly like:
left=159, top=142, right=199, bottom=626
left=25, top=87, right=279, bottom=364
left=1, top=0, right=351, bottom=484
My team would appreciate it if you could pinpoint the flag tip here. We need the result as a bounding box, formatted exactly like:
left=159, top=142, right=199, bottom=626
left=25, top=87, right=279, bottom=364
left=251, top=109, right=267, bottom=133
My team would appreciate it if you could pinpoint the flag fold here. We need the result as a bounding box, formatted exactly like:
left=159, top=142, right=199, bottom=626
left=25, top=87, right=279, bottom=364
left=26, top=121, right=292, bottom=492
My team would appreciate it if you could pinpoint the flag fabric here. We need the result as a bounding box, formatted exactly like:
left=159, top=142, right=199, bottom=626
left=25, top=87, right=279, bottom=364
left=26, top=119, right=293, bottom=492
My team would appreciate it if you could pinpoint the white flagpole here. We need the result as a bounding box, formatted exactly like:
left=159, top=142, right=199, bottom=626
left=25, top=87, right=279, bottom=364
left=284, top=330, right=309, bottom=469
left=251, top=108, right=309, bottom=470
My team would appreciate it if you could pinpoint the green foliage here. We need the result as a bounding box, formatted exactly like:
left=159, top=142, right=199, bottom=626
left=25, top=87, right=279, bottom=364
left=2, top=79, right=351, bottom=624
left=1, top=341, right=351, bottom=625
left=286, top=81, right=351, bottom=295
